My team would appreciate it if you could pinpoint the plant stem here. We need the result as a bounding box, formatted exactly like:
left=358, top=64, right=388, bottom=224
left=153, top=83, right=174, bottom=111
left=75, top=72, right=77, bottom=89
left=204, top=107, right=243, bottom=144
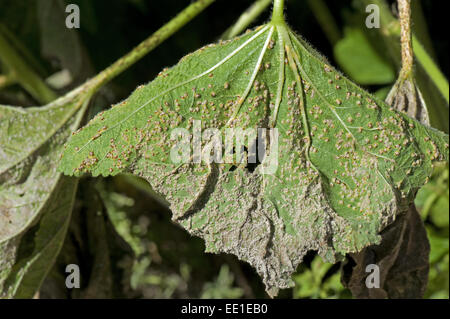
left=221, top=0, right=272, bottom=40
left=271, top=0, right=285, bottom=25
left=398, top=0, right=413, bottom=79
left=362, top=0, right=448, bottom=104
left=307, top=0, right=341, bottom=45
left=85, top=0, right=215, bottom=94
left=0, top=26, right=57, bottom=104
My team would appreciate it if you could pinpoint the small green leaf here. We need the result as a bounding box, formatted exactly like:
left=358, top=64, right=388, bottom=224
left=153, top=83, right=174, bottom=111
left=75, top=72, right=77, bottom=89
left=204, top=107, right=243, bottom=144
left=59, top=23, right=449, bottom=296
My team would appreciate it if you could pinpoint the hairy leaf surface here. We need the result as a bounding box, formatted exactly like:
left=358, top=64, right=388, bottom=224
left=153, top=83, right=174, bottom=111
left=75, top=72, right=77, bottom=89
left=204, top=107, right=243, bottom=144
left=0, top=89, right=88, bottom=241
left=0, top=88, right=89, bottom=296
left=59, top=24, right=449, bottom=296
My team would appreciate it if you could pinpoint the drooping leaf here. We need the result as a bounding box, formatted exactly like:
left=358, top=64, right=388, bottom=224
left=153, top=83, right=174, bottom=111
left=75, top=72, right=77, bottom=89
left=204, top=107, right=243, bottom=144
left=0, top=87, right=91, bottom=297
left=0, top=176, right=77, bottom=298
left=341, top=204, right=430, bottom=298
left=59, top=23, right=449, bottom=296
left=0, top=89, right=89, bottom=242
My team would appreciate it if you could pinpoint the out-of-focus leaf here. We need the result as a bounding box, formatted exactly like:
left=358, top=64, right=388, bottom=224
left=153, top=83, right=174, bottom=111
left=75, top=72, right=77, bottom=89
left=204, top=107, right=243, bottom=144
left=97, top=181, right=146, bottom=257
left=334, top=28, right=395, bottom=85
left=374, top=86, right=391, bottom=101
left=427, top=228, right=449, bottom=264
left=130, top=257, right=151, bottom=291
left=37, top=0, right=93, bottom=88
left=128, top=257, right=189, bottom=298
left=0, top=1, right=44, bottom=76
left=0, top=25, right=57, bottom=104
left=425, top=228, right=449, bottom=299
left=293, top=257, right=344, bottom=299
left=59, top=22, right=449, bottom=296
left=415, top=184, right=437, bottom=219
left=201, top=265, right=244, bottom=299
left=429, top=194, right=449, bottom=227
left=415, top=164, right=448, bottom=222
left=426, top=252, right=449, bottom=299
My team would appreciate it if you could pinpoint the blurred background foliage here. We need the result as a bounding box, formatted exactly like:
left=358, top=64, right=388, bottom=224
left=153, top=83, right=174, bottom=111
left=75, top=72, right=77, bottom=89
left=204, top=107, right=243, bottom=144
left=0, top=0, right=448, bottom=299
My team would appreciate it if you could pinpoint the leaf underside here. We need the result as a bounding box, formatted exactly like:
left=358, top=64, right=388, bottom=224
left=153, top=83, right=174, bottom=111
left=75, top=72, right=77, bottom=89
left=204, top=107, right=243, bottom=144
left=59, top=24, right=449, bottom=296
left=0, top=90, right=88, bottom=239
left=0, top=90, right=88, bottom=297
left=0, top=176, right=76, bottom=298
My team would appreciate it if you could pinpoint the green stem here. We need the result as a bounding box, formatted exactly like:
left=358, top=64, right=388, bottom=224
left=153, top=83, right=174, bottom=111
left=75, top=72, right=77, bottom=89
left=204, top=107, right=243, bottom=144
left=271, top=0, right=285, bottom=24
left=0, top=26, right=57, bottom=104
left=307, top=0, right=341, bottom=45
left=85, top=0, right=215, bottom=94
left=222, top=0, right=272, bottom=40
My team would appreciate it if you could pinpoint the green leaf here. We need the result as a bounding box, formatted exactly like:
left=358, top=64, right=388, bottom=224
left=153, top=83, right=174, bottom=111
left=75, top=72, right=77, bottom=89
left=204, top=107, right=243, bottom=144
left=96, top=181, right=146, bottom=257
left=415, top=164, right=448, bottom=223
left=0, top=24, right=57, bottom=104
left=427, top=228, right=449, bottom=264
left=374, top=86, right=391, bottom=101
left=334, top=28, right=395, bottom=85
left=425, top=228, right=449, bottom=299
left=59, top=23, right=449, bottom=296
left=201, top=264, right=244, bottom=299
left=429, top=193, right=449, bottom=228
left=293, top=257, right=346, bottom=299
left=0, top=87, right=90, bottom=297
